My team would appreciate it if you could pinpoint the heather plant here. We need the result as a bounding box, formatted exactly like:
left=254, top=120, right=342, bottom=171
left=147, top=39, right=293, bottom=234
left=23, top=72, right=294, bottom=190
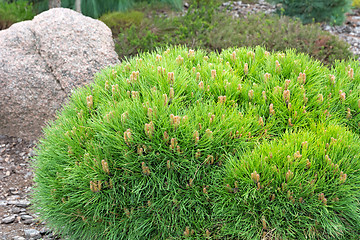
left=32, top=47, right=360, bottom=239
left=268, top=0, right=352, bottom=25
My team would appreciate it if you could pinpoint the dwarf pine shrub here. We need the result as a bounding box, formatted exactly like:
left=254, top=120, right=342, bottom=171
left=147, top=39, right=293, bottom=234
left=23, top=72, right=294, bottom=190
left=32, top=47, right=360, bottom=239
left=217, top=124, right=360, bottom=239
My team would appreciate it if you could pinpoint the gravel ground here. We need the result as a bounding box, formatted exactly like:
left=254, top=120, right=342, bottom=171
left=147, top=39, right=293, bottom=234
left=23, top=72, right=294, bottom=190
left=0, top=136, right=60, bottom=240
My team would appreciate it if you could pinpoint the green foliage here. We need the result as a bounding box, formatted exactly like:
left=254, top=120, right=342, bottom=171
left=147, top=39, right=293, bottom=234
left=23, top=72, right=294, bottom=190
left=353, top=0, right=360, bottom=8
left=115, top=23, right=161, bottom=59
left=32, top=46, right=360, bottom=239
left=0, top=0, right=35, bottom=30
left=114, top=2, right=218, bottom=59
left=209, top=12, right=353, bottom=66
left=113, top=3, right=352, bottom=65
left=99, top=11, right=144, bottom=35
left=218, top=124, right=360, bottom=239
left=31, top=0, right=182, bottom=18
left=268, top=0, right=353, bottom=25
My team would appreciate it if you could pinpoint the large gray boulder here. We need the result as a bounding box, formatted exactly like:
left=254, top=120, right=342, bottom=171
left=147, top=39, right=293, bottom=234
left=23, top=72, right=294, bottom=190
left=0, top=8, right=119, bottom=140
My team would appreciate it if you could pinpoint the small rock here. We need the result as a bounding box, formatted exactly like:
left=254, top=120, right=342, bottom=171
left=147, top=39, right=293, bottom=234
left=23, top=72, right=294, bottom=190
left=344, top=26, right=353, bottom=34
left=184, top=2, right=189, bottom=8
left=21, top=215, right=33, bottom=220
left=23, top=219, right=34, bottom=225
left=17, top=200, right=31, bottom=207
left=7, top=195, right=20, bottom=201
left=12, top=236, right=25, bottom=240
left=24, top=172, right=32, bottom=179
left=24, top=229, right=41, bottom=239
left=5, top=171, right=10, bottom=176
left=9, top=165, right=16, bottom=173
left=40, top=227, right=51, bottom=235
left=354, top=27, right=360, bottom=33
left=0, top=200, right=7, bottom=206
left=323, top=25, right=332, bottom=31
left=232, top=12, right=240, bottom=18
left=8, top=200, right=31, bottom=207
left=2, top=215, right=16, bottom=224
left=11, top=207, right=22, bottom=214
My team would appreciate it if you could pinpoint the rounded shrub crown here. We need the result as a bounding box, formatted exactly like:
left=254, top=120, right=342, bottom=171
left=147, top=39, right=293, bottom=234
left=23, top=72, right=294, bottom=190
left=33, top=47, right=360, bottom=239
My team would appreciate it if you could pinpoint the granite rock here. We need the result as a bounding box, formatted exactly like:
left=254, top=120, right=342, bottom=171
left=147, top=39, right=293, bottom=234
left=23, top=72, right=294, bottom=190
left=0, top=8, right=119, bottom=140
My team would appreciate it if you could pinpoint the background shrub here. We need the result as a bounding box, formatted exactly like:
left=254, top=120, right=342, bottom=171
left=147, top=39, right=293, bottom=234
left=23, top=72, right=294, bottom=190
left=0, top=0, right=35, bottom=30
left=268, top=0, right=352, bottom=25
left=32, top=46, right=360, bottom=239
left=99, top=11, right=144, bottom=35
left=208, top=12, right=353, bottom=66
left=353, top=0, right=360, bottom=8
left=111, top=3, right=353, bottom=65
left=113, top=2, right=216, bottom=59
